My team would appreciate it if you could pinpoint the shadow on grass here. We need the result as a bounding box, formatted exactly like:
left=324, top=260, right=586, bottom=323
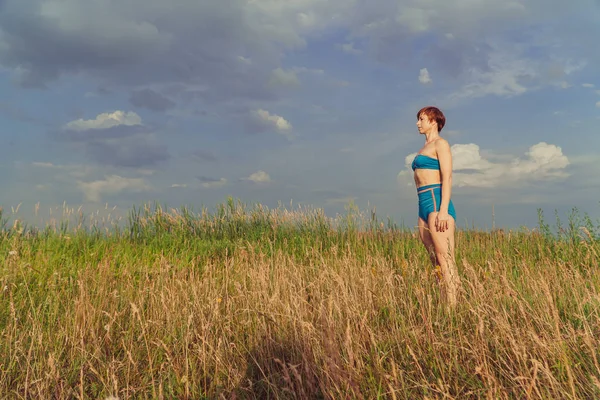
left=224, top=314, right=365, bottom=400
left=227, top=334, right=324, bottom=400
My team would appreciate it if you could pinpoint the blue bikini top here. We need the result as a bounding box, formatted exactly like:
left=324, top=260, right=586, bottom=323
left=412, top=154, right=440, bottom=171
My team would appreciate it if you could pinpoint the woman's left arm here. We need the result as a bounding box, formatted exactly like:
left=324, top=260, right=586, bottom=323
left=436, top=139, right=453, bottom=231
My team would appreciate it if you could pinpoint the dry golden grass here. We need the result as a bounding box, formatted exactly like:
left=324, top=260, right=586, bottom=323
left=0, top=202, right=599, bottom=399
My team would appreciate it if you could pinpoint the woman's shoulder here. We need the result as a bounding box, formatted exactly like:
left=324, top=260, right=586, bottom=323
left=434, top=137, right=451, bottom=152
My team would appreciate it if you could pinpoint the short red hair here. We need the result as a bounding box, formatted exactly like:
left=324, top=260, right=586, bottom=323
left=417, top=106, right=446, bottom=132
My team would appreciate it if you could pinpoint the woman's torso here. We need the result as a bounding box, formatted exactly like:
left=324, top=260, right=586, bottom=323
left=413, top=141, right=442, bottom=188
left=414, top=166, right=441, bottom=188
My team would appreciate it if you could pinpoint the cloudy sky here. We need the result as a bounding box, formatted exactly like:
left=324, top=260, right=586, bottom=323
left=1, top=0, right=599, bottom=230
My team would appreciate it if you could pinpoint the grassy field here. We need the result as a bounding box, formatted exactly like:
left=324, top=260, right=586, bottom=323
left=1, top=199, right=599, bottom=399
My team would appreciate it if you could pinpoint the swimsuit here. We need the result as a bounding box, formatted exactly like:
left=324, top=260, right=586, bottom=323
left=412, top=154, right=440, bottom=171
left=416, top=183, right=457, bottom=222
left=412, top=154, right=457, bottom=222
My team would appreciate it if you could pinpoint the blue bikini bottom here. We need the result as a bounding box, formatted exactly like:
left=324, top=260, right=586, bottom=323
left=417, top=183, right=456, bottom=222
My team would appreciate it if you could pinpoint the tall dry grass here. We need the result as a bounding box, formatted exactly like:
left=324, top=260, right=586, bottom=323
left=0, top=200, right=599, bottom=399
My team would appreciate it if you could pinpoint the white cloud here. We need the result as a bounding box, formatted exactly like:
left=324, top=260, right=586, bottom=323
left=596, top=101, right=600, bottom=108
left=452, top=50, right=533, bottom=99
left=2, top=0, right=593, bottom=110
left=201, top=178, right=227, bottom=188
left=451, top=144, right=494, bottom=171
left=396, top=7, right=432, bottom=33
left=171, top=183, right=187, bottom=188
left=29, top=161, right=96, bottom=179
left=245, top=170, right=271, bottom=184
left=447, top=40, right=585, bottom=101
left=31, top=161, right=56, bottom=168
left=136, top=169, right=155, bottom=176
left=562, top=60, right=586, bottom=76
left=390, top=1, right=536, bottom=37
left=582, top=83, right=595, bottom=88
left=269, top=68, right=300, bottom=87
left=297, top=11, right=318, bottom=29
left=77, top=175, right=151, bottom=202
left=292, top=66, right=325, bottom=75
left=401, top=142, right=570, bottom=188
left=559, top=81, right=571, bottom=89
left=247, top=0, right=354, bottom=39
left=64, top=111, right=142, bottom=131
left=419, top=68, right=432, bottom=84
left=340, top=42, right=362, bottom=55
left=253, top=109, right=293, bottom=134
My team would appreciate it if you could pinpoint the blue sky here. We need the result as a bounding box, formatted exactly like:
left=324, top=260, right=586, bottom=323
left=1, top=0, right=599, bottom=230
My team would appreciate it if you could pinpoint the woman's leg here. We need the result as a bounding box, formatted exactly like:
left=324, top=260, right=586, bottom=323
left=418, top=217, right=437, bottom=267
left=427, top=212, right=459, bottom=307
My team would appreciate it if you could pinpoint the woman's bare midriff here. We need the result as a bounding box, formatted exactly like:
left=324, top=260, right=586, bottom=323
left=414, top=169, right=442, bottom=189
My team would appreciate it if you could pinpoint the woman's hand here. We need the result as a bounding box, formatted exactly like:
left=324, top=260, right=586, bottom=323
left=435, top=211, right=450, bottom=232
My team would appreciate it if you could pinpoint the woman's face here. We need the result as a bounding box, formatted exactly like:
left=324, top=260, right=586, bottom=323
left=416, top=113, right=436, bottom=134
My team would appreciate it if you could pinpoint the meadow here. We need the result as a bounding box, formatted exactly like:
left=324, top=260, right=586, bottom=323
left=0, top=199, right=599, bottom=399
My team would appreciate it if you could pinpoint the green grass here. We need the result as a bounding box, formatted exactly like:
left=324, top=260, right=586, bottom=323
left=0, top=199, right=599, bottom=399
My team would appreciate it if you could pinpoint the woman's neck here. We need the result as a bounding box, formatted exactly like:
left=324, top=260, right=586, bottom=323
left=425, top=131, right=440, bottom=144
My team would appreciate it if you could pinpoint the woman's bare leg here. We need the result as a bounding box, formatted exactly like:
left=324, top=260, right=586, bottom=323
left=418, top=217, right=437, bottom=267
left=427, top=212, right=459, bottom=307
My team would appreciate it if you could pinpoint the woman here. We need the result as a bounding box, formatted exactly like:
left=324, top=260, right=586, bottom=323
left=411, top=106, right=460, bottom=306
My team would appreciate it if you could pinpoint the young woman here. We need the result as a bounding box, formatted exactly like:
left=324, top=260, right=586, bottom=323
left=411, top=106, right=460, bottom=306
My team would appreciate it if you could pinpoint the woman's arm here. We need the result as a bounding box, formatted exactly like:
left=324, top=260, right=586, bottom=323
left=436, top=139, right=453, bottom=230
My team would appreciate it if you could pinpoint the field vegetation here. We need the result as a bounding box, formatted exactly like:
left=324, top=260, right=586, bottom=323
left=1, top=199, right=599, bottom=399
